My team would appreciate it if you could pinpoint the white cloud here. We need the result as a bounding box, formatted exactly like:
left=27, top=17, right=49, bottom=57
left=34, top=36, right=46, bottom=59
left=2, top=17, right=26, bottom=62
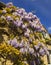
left=48, top=27, right=51, bottom=31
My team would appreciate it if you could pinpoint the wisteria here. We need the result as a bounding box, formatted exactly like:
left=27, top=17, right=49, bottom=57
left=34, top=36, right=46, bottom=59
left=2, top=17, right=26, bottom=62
left=22, top=24, right=27, bottom=29
left=6, top=2, right=13, bottom=8
left=0, top=2, right=50, bottom=65
left=6, top=16, right=13, bottom=21
left=12, top=12, right=18, bottom=16
left=2, top=10, right=7, bottom=14
left=34, top=45, right=40, bottom=51
left=8, top=37, right=49, bottom=57
left=28, top=48, right=34, bottom=54
left=39, top=48, right=45, bottom=56
left=2, top=2, right=46, bottom=33
left=16, top=8, right=25, bottom=15
left=13, top=20, right=23, bottom=27
left=8, top=38, right=18, bottom=46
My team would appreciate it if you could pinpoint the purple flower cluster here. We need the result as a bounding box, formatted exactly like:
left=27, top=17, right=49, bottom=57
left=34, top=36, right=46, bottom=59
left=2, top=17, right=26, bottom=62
left=5, top=2, right=46, bottom=33
left=8, top=38, right=18, bottom=47
left=20, top=48, right=28, bottom=54
left=6, top=16, right=13, bottom=21
left=0, top=2, right=50, bottom=65
left=20, top=47, right=34, bottom=54
left=6, top=2, right=49, bottom=57
left=2, top=10, right=7, bottom=14
left=41, top=44, right=49, bottom=55
left=34, top=43, right=49, bottom=56
left=8, top=38, right=24, bottom=48
left=13, top=20, right=23, bottom=27
left=39, top=48, right=45, bottom=56
left=28, top=48, right=34, bottom=54
left=16, top=8, right=25, bottom=15
left=22, top=24, right=28, bottom=29
left=8, top=38, right=35, bottom=55
left=6, top=2, right=13, bottom=8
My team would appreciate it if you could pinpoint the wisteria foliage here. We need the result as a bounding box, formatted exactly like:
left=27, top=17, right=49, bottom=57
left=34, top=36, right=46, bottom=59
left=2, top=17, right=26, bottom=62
left=0, top=2, right=51, bottom=65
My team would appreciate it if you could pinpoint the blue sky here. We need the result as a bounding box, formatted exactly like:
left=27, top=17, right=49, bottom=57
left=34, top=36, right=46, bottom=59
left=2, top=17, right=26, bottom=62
left=0, top=0, right=51, bottom=34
